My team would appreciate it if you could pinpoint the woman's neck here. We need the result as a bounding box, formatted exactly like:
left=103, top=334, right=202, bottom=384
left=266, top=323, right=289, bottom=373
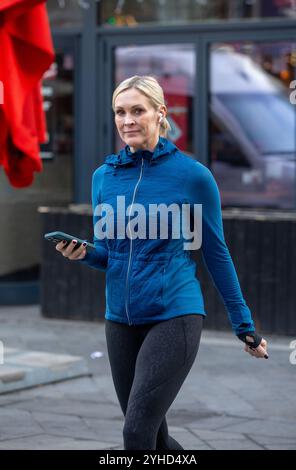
left=129, top=135, right=160, bottom=154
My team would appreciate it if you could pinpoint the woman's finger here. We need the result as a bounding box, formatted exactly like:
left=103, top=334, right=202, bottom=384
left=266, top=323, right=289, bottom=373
left=69, top=246, right=87, bottom=260
left=62, top=240, right=78, bottom=257
left=246, top=346, right=257, bottom=357
left=56, top=240, right=67, bottom=252
left=246, top=344, right=268, bottom=359
left=75, top=249, right=86, bottom=259
left=256, top=343, right=269, bottom=359
left=261, top=338, right=267, bottom=350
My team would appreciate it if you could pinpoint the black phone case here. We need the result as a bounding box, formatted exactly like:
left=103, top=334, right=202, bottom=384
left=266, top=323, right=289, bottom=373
left=44, top=231, right=95, bottom=251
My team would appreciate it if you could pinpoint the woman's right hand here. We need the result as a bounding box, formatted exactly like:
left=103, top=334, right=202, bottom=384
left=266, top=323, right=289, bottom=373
left=55, top=239, right=87, bottom=260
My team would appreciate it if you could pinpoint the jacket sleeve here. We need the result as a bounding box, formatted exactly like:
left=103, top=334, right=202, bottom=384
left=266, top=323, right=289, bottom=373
left=78, top=165, right=108, bottom=271
left=188, top=162, right=255, bottom=336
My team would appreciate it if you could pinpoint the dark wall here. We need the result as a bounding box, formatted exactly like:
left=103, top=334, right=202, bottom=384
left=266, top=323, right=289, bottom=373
left=40, top=206, right=296, bottom=335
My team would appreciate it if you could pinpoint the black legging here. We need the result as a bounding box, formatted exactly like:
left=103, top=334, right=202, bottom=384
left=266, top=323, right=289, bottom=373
left=105, top=314, right=203, bottom=450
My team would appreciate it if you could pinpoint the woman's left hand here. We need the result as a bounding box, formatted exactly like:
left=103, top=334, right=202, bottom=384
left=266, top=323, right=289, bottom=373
left=244, top=336, right=268, bottom=359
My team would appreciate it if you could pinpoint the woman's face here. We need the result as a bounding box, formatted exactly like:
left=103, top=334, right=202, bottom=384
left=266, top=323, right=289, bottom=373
left=114, top=88, right=166, bottom=153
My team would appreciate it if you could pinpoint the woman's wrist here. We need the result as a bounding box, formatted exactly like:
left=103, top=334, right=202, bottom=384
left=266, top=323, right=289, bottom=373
left=237, top=331, right=262, bottom=348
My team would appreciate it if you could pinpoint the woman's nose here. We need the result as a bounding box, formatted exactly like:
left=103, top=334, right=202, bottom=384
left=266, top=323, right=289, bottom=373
left=123, top=115, right=135, bottom=125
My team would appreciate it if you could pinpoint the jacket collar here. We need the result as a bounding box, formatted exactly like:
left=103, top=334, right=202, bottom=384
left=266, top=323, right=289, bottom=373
left=104, top=137, right=177, bottom=167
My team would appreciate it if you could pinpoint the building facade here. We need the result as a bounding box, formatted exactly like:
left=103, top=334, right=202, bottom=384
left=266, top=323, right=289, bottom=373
left=1, top=0, right=296, bottom=303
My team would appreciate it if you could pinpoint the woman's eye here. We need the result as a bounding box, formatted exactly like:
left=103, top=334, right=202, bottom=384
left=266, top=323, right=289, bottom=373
left=115, top=109, right=143, bottom=116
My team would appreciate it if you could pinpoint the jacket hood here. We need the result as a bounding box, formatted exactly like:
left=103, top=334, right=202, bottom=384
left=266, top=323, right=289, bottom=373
left=104, top=137, right=177, bottom=167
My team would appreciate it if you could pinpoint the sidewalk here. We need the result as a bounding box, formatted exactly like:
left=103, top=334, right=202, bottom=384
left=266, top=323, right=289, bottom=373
left=0, top=305, right=295, bottom=450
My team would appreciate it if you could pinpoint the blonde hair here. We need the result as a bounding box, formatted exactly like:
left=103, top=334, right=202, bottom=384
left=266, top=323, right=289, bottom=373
left=112, top=75, right=171, bottom=138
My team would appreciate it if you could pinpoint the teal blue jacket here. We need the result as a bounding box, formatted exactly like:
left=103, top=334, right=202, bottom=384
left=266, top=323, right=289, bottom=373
left=80, top=137, right=255, bottom=335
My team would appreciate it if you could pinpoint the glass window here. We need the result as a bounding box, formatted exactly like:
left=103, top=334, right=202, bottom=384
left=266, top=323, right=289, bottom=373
left=0, top=47, right=75, bottom=283
left=114, top=43, right=196, bottom=154
left=98, top=0, right=296, bottom=27
left=209, top=41, right=296, bottom=209
left=47, top=0, right=84, bottom=28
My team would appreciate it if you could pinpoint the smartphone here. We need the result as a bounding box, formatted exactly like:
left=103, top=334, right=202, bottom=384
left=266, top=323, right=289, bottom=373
left=44, top=231, right=95, bottom=252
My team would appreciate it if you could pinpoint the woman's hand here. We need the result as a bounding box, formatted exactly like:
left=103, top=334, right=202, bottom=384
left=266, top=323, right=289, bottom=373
left=55, top=240, right=87, bottom=260
left=244, top=335, right=268, bottom=359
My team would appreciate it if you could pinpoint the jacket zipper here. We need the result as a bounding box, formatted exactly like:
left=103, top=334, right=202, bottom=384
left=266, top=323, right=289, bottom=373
left=125, top=157, right=145, bottom=325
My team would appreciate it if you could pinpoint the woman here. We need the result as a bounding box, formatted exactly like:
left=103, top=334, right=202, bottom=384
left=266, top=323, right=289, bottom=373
left=56, top=75, right=268, bottom=450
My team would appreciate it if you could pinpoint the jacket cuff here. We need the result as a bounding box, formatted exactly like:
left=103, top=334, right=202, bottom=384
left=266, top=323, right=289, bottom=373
left=237, top=331, right=262, bottom=348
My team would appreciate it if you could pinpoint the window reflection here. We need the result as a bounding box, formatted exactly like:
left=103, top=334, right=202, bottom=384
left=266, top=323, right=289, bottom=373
left=210, top=43, right=296, bottom=209
left=47, top=0, right=84, bottom=28
left=41, top=49, right=74, bottom=169
left=114, top=44, right=195, bottom=154
left=98, top=0, right=296, bottom=26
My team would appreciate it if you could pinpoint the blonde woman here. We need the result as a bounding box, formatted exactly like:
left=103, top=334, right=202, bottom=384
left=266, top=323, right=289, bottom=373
left=56, top=75, right=268, bottom=450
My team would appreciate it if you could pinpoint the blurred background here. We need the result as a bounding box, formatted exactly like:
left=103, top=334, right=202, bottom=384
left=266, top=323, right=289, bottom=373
left=0, top=0, right=296, bottom=334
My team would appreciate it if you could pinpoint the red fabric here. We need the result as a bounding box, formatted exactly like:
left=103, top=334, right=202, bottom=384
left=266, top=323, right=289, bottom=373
left=0, top=0, right=54, bottom=187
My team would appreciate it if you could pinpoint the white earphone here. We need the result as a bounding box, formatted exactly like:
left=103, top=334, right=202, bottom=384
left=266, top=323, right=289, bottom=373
left=159, top=113, right=163, bottom=123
